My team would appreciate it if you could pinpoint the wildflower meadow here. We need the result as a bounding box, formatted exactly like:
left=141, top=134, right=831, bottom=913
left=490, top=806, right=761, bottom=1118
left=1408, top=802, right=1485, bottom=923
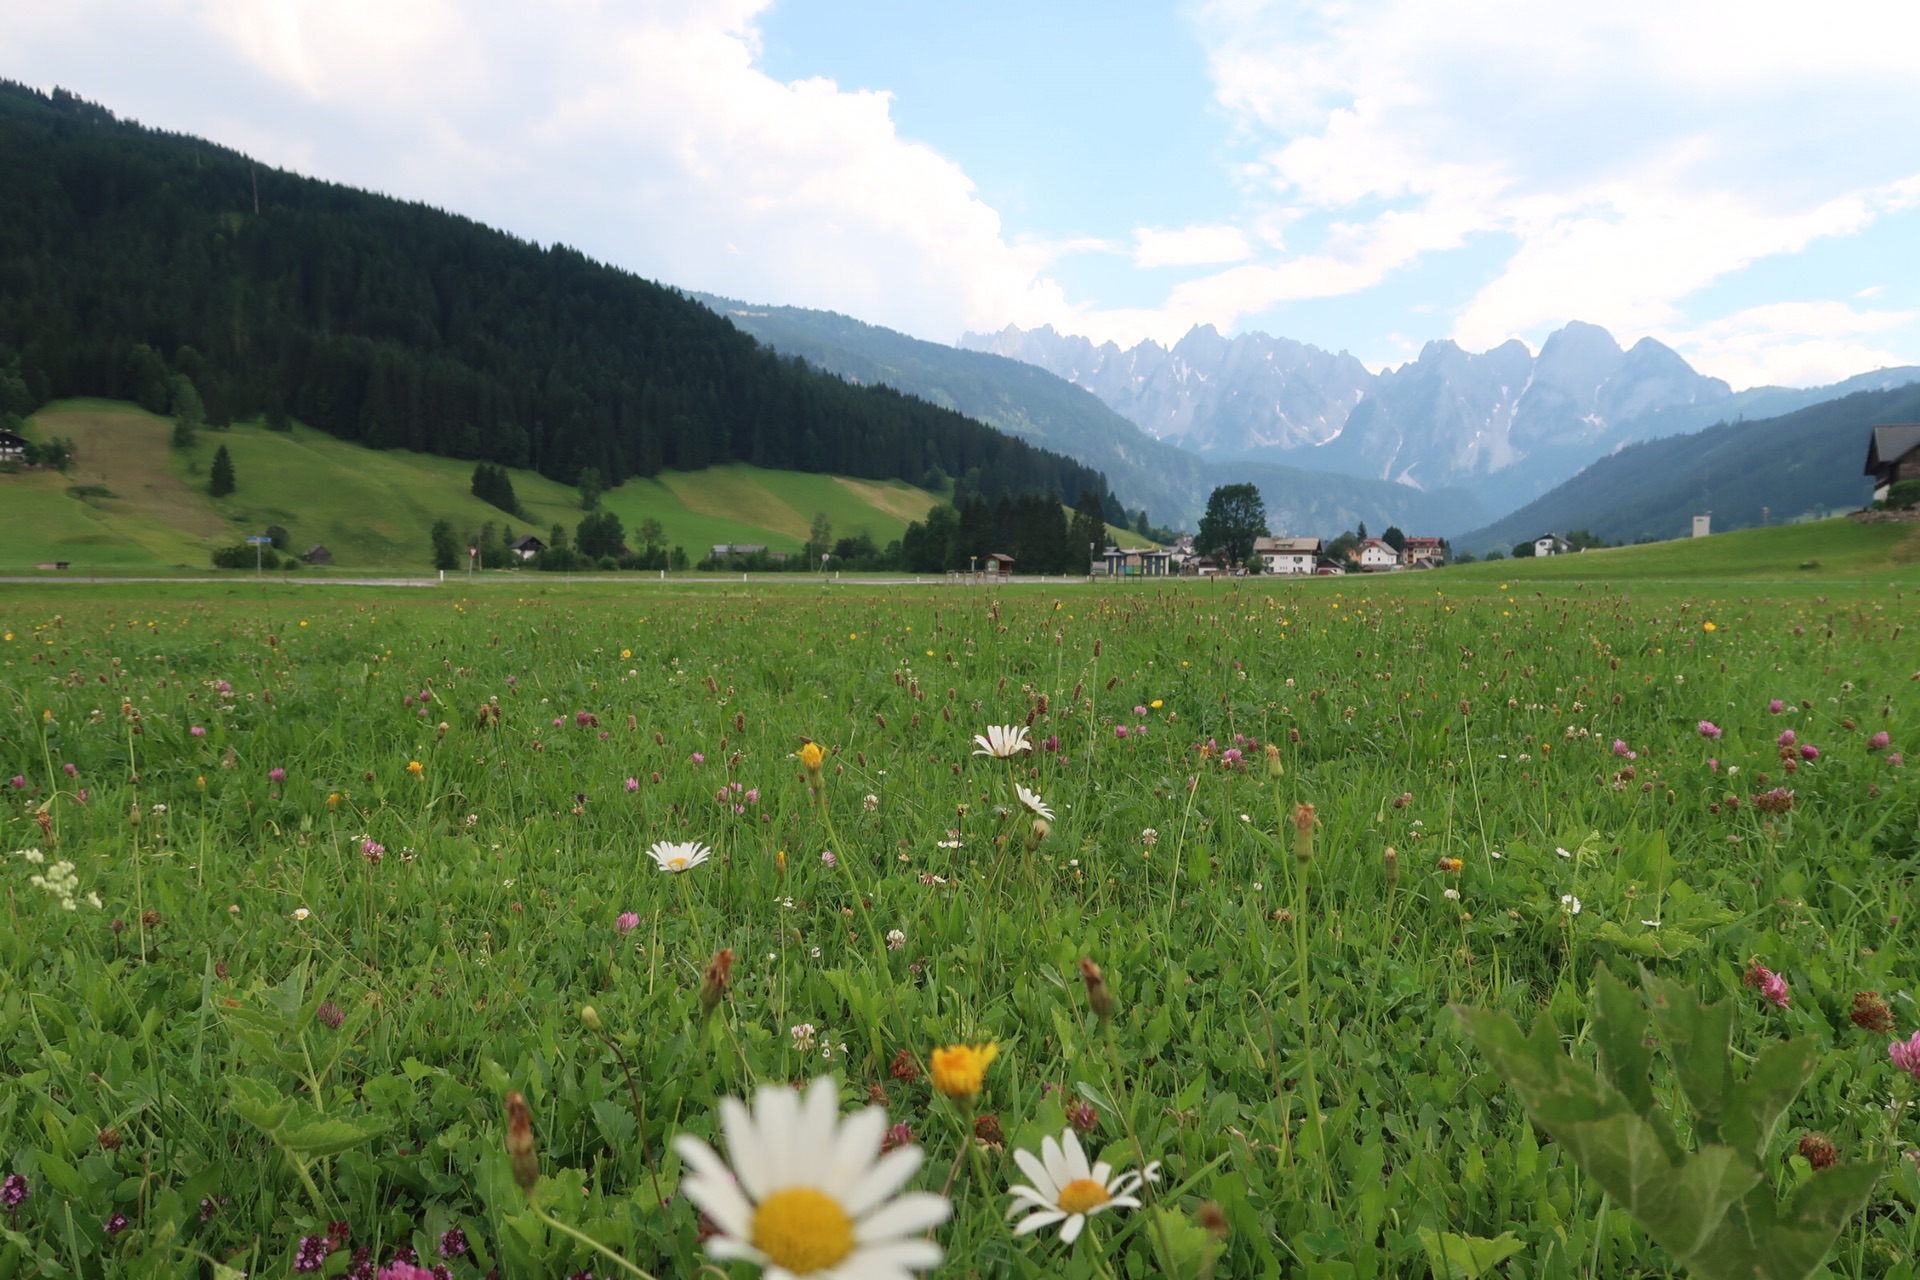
left=1, top=572, right=1917, bottom=1279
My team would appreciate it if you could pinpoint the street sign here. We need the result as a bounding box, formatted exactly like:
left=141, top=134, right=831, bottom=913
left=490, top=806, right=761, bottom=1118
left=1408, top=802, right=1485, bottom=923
left=245, top=536, right=272, bottom=544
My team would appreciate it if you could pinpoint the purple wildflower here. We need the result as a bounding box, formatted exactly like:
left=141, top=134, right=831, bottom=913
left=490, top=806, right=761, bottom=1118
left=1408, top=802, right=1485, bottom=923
left=616, top=912, right=640, bottom=934
left=316, top=1002, right=344, bottom=1030
left=269, top=767, right=287, bottom=783
left=1777, top=728, right=1796, bottom=747
left=690, top=752, right=706, bottom=764
left=1769, top=698, right=1785, bottom=714
left=438, top=1227, right=468, bottom=1259
left=1697, top=720, right=1721, bottom=738
left=1870, top=730, right=1892, bottom=749
left=624, top=777, right=639, bottom=792
left=0, top=1173, right=27, bottom=1210
left=1892, top=1030, right=1920, bottom=1081
left=295, top=1233, right=332, bottom=1272
left=821, top=849, right=837, bottom=867
left=1800, top=744, right=1819, bottom=761
left=377, top=1265, right=435, bottom=1280
left=62, top=762, right=76, bottom=776
left=1744, top=962, right=1790, bottom=1009
left=191, top=726, right=207, bottom=737
left=7, top=776, right=23, bottom=790
left=104, top=1212, right=129, bottom=1235
left=1114, top=726, right=1128, bottom=739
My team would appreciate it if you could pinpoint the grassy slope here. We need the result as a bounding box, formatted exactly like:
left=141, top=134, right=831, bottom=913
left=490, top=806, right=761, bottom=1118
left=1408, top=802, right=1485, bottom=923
left=1440, top=518, right=1920, bottom=582
left=4, top=402, right=941, bottom=569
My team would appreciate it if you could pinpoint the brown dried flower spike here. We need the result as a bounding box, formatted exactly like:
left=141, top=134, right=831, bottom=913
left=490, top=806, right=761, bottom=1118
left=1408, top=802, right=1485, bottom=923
left=1079, top=956, right=1116, bottom=1024
left=505, top=1091, right=539, bottom=1193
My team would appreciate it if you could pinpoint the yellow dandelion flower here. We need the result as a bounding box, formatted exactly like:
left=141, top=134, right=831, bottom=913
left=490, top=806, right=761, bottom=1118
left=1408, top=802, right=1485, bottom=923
left=1702, top=621, right=1717, bottom=632
left=931, top=1042, right=998, bottom=1099
left=1149, top=699, right=1163, bottom=709
left=407, top=760, right=423, bottom=776
left=799, top=741, right=825, bottom=775
left=622, top=648, right=632, bottom=658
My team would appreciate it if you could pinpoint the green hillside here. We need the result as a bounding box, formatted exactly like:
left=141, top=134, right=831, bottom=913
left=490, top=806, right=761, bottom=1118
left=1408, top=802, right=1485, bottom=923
left=1456, top=383, right=1920, bottom=554
left=3, top=401, right=939, bottom=570
left=0, top=80, right=1121, bottom=519
left=1441, top=517, right=1920, bottom=582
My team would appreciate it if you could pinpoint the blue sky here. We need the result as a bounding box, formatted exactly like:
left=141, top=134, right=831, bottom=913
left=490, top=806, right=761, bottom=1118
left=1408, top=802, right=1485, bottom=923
left=5, top=0, right=1918, bottom=386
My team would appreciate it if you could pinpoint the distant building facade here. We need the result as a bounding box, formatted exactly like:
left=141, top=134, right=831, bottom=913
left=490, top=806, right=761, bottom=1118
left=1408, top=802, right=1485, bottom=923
left=1253, top=536, right=1322, bottom=575
left=1865, top=424, right=1920, bottom=503
left=1534, top=533, right=1573, bottom=557
left=1356, top=538, right=1401, bottom=571
left=1401, top=536, right=1446, bottom=567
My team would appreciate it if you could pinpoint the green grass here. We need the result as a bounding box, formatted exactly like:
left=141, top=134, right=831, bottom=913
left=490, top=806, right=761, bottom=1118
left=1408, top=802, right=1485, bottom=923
left=3, top=402, right=942, bottom=570
left=2, top=570, right=1917, bottom=1278
left=1446, top=518, right=1920, bottom=582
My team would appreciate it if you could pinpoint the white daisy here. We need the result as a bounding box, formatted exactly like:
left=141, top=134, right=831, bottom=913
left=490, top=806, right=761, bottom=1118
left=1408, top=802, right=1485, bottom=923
left=1007, top=1128, right=1158, bottom=1245
left=674, top=1076, right=949, bottom=1280
left=648, top=841, right=712, bottom=874
left=1561, top=894, right=1582, bottom=915
left=971, top=725, right=1033, bottom=758
left=1015, top=785, right=1054, bottom=821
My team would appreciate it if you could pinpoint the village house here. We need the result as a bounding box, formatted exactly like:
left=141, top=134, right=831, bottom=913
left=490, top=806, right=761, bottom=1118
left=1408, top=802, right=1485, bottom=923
left=509, top=533, right=546, bottom=562
left=709, top=543, right=769, bottom=559
left=1401, top=536, right=1445, bottom=567
left=301, top=545, right=333, bottom=566
left=0, top=430, right=28, bottom=464
left=1865, top=424, right=1920, bottom=503
left=1533, top=532, right=1573, bottom=557
left=1355, top=538, right=1401, bottom=572
left=1102, top=546, right=1175, bottom=577
left=1253, top=535, right=1322, bottom=575
left=983, top=552, right=1015, bottom=578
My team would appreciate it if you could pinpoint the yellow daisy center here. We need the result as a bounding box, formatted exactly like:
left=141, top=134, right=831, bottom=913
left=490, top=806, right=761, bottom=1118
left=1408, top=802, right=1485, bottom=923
left=668, top=857, right=688, bottom=870
left=752, top=1186, right=854, bottom=1273
left=1057, top=1178, right=1111, bottom=1216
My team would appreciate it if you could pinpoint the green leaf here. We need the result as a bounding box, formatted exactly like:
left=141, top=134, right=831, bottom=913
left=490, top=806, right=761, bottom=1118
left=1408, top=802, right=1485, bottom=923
left=227, top=1077, right=292, bottom=1135
left=1147, top=1206, right=1223, bottom=1280
left=1416, top=1228, right=1526, bottom=1279
left=275, top=1115, right=388, bottom=1158
left=1720, top=1038, right=1816, bottom=1167
left=1645, top=974, right=1735, bottom=1144
left=1590, top=966, right=1655, bottom=1118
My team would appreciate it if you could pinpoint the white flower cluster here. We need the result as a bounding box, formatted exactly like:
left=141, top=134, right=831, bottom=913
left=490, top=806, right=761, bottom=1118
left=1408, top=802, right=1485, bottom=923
left=16, top=850, right=100, bottom=911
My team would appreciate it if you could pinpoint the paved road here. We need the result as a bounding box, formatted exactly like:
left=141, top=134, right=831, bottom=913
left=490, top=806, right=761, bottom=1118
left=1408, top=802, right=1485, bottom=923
left=0, top=576, right=441, bottom=587
left=0, top=574, right=1122, bottom=588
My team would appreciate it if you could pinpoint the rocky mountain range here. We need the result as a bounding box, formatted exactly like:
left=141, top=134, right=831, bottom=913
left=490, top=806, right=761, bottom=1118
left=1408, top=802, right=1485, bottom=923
left=962, top=320, right=1738, bottom=514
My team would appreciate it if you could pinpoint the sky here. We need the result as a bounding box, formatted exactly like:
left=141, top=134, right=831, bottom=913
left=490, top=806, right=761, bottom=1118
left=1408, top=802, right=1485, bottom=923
left=5, top=0, right=1919, bottom=388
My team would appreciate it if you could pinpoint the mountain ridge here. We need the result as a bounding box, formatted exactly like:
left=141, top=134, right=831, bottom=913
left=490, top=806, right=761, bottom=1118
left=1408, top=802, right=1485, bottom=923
left=963, top=318, right=1743, bottom=513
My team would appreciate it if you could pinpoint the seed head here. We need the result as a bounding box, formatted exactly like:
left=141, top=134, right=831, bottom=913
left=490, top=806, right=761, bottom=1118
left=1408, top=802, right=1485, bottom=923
left=1292, top=802, right=1316, bottom=863
left=1079, top=956, right=1116, bottom=1023
left=504, top=1091, right=539, bottom=1193
left=1798, top=1132, right=1839, bottom=1170
left=699, top=947, right=734, bottom=1016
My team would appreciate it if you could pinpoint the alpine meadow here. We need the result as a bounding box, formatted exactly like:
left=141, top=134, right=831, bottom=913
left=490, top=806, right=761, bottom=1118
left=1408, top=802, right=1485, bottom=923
left=3, top=560, right=1919, bottom=1278
left=7, top=7, right=1920, bottom=1279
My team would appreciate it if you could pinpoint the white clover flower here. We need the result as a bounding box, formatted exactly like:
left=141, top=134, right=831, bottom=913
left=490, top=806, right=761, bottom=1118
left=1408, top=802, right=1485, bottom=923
left=674, top=1077, right=948, bottom=1279
left=789, top=1023, right=818, bottom=1052
left=1561, top=894, right=1582, bottom=915
left=1443, top=888, right=1461, bottom=901
left=886, top=929, right=906, bottom=952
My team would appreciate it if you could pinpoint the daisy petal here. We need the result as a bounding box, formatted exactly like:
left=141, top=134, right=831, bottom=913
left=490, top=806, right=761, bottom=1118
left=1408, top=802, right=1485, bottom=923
left=704, top=1235, right=766, bottom=1263
left=855, top=1191, right=952, bottom=1242
left=831, top=1106, right=887, bottom=1185
left=1090, top=1160, right=1113, bottom=1186
left=1013, top=1210, right=1068, bottom=1236
left=842, top=1145, right=926, bottom=1218
left=1041, top=1133, right=1071, bottom=1190
left=720, top=1097, right=772, bottom=1201
left=1013, top=1147, right=1058, bottom=1198
left=1060, top=1129, right=1093, bottom=1181
left=1059, top=1212, right=1087, bottom=1245
left=846, top=1237, right=946, bottom=1274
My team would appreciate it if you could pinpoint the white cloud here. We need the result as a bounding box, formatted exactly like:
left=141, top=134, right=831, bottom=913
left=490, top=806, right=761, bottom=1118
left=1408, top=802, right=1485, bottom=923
left=1133, top=224, right=1254, bottom=268
left=0, top=0, right=1070, bottom=342
left=1663, top=300, right=1920, bottom=387
left=1042, top=0, right=1920, bottom=382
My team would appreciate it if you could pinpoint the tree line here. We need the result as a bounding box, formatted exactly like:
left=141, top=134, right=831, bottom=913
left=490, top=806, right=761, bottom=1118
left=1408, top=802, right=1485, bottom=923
left=0, top=82, right=1123, bottom=518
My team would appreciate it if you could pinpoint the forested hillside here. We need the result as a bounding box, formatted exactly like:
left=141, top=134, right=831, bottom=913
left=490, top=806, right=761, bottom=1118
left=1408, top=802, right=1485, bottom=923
left=1455, top=383, right=1920, bottom=553
left=0, top=82, right=1119, bottom=511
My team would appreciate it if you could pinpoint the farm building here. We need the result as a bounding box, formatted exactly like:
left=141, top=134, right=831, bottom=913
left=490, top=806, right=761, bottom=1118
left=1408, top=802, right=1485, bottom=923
left=1533, top=533, right=1573, bottom=557
left=0, top=430, right=26, bottom=463
left=1355, top=538, right=1400, bottom=572
left=509, top=534, right=546, bottom=562
left=301, top=545, right=333, bottom=565
left=1865, top=424, right=1920, bottom=503
left=1402, top=536, right=1446, bottom=567
left=1253, top=536, right=1322, bottom=575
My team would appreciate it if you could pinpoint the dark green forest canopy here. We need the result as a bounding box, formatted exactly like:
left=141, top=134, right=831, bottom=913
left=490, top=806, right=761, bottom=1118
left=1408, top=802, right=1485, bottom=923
left=0, top=81, right=1120, bottom=509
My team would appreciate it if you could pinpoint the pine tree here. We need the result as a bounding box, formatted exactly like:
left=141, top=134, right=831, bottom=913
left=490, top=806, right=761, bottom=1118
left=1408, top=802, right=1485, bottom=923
left=209, top=444, right=235, bottom=497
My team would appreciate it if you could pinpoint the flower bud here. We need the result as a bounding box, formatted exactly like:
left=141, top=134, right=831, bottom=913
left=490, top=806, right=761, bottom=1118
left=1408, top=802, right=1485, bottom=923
left=1265, top=742, right=1283, bottom=778
left=1079, top=957, right=1116, bottom=1023
left=579, top=1005, right=602, bottom=1032
left=1292, top=802, right=1316, bottom=864
left=504, top=1092, right=539, bottom=1193
left=1026, top=817, right=1051, bottom=850
left=699, top=947, right=734, bottom=1016
left=1383, top=845, right=1399, bottom=886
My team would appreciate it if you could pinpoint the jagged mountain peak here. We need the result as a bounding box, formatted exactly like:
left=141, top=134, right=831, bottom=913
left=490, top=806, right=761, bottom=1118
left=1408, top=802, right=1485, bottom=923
left=962, top=318, right=1734, bottom=512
